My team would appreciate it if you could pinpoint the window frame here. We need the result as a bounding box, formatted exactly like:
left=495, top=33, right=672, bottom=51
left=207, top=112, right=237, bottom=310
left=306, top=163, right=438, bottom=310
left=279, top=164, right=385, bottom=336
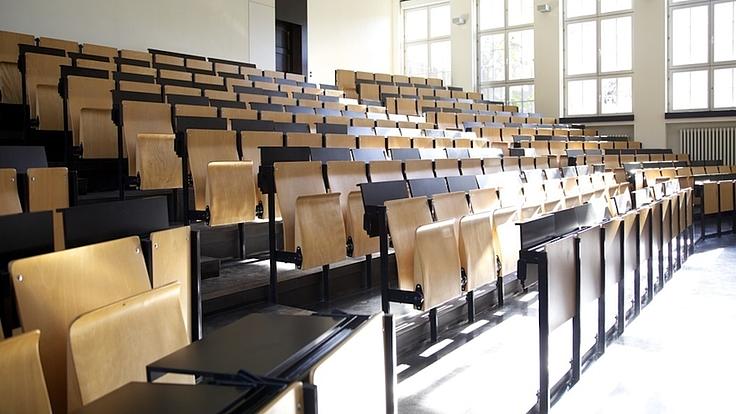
left=563, top=0, right=634, bottom=117
left=402, top=1, right=452, bottom=84
left=667, top=0, right=736, bottom=112
left=476, top=0, right=536, bottom=111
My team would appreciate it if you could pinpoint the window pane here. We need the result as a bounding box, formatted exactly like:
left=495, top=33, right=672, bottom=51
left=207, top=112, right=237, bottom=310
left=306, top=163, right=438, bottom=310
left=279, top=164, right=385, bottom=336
left=481, top=86, right=505, bottom=102
left=567, top=79, right=597, bottom=115
left=430, top=5, right=451, bottom=38
left=672, top=6, right=708, bottom=66
left=430, top=41, right=452, bottom=85
left=478, top=0, right=504, bottom=31
left=566, top=0, right=596, bottom=19
left=567, top=21, right=597, bottom=75
left=405, top=8, right=428, bottom=42
left=600, top=0, right=632, bottom=14
left=600, top=16, right=632, bottom=72
left=672, top=70, right=708, bottom=110
left=601, top=77, right=632, bottom=113
left=714, top=2, right=736, bottom=62
left=714, top=68, right=736, bottom=108
left=509, top=84, right=535, bottom=113
left=479, top=33, right=506, bottom=82
left=508, top=0, right=534, bottom=26
left=405, top=43, right=428, bottom=77
left=509, top=29, right=535, bottom=80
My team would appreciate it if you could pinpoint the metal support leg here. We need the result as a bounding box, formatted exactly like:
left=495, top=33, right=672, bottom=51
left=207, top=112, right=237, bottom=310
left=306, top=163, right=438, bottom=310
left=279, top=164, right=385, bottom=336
left=365, top=254, right=372, bottom=289
left=617, top=278, right=625, bottom=335
left=571, top=239, right=581, bottom=385
left=429, top=308, right=438, bottom=343
left=268, top=192, right=278, bottom=304
left=321, top=264, right=330, bottom=303
left=466, top=290, right=475, bottom=323
left=383, top=314, right=397, bottom=414
left=538, top=255, right=550, bottom=414
left=379, top=212, right=390, bottom=314
left=496, top=277, right=505, bottom=307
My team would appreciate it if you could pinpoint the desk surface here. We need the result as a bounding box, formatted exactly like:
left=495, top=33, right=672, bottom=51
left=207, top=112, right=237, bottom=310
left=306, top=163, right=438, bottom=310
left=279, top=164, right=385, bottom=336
left=148, top=313, right=345, bottom=379
left=73, top=383, right=251, bottom=414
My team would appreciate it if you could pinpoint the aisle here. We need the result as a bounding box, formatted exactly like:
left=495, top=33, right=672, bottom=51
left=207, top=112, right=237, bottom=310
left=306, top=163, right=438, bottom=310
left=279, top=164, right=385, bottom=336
left=554, top=234, right=736, bottom=413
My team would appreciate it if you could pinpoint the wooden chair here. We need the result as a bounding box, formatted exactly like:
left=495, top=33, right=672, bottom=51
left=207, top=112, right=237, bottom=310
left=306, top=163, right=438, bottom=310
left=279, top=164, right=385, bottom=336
left=188, top=129, right=255, bottom=226
left=0, top=168, right=22, bottom=215
left=404, top=160, right=435, bottom=179
left=25, top=53, right=71, bottom=130
left=385, top=197, right=462, bottom=310
left=69, top=284, right=189, bottom=405
left=286, top=132, right=322, bottom=147
left=10, top=236, right=152, bottom=412
left=325, top=161, right=378, bottom=258
left=274, top=161, right=346, bottom=270
left=0, top=31, right=35, bottom=104
left=368, top=160, right=404, bottom=182
left=435, top=159, right=460, bottom=177
left=469, top=187, right=500, bottom=213
left=38, top=37, right=78, bottom=52
left=121, top=101, right=173, bottom=174
left=0, top=330, right=52, bottom=414
left=67, top=75, right=116, bottom=155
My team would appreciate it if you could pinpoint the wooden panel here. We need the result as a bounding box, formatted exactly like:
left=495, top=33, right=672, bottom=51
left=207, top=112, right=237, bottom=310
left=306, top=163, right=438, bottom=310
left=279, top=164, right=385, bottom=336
left=187, top=59, right=213, bottom=72
left=309, top=315, right=385, bottom=414
left=10, top=236, right=151, bottom=413
left=36, top=84, right=65, bottom=130
left=404, top=160, right=434, bottom=179
left=492, top=207, right=521, bottom=277
left=69, top=284, right=189, bottom=405
left=720, top=181, right=734, bottom=212
left=187, top=130, right=238, bottom=211
left=578, top=226, right=602, bottom=304
left=257, top=382, right=303, bottom=414
left=154, top=54, right=184, bottom=67
left=295, top=193, right=347, bottom=269
left=546, top=236, right=577, bottom=331
left=0, top=62, right=24, bottom=104
left=469, top=188, right=500, bottom=213
left=703, top=183, right=719, bottom=215
left=385, top=197, right=434, bottom=290
left=78, top=108, right=116, bottom=158
left=207, top=161, right=256, bottom=226
left=27, top=167, right=69, bottom=212
left=435, top=159, right=460, bottom=177
left=458, top=212, right=496, bottom=291
left=76, top=59, right=116, bottom=71
left=414, top=219, right=462, bottom=309
left=357, top=136, right=384, bottom=149
left=122, top=101, right=173, bottom=172
left=164, top=85, right=200, bottom=96
left=81, top=43, right=118, bottom=57
left=120, top=50, right=152, bottom=62
left=0, top=330, right=52, bottom=414
left=38, top=37, right=78, bottom=52
left=67, top=76, right=115, bottom=146
left=160, top=69, right=191, bottom=81
left=205, top=90, right=237, bottom=101
left=433, top=192, right=470, bottom=221
left=175, top=105, right=217, bottom=118
left=222, top=108, right=258, bottom=121
left=137, top=134, right=182, bottom=190
left=325, top=161, right=366, bottom=237
left=261, top=111, right=292, bottom=123
left=347, top=191, right=379, bottom=257
left=274, top=161, right=327, bottom=252
left=325, top=134, right=356, bottom=148
left=120, top=80, right=160, bottom=93
left=150, top=226, right=192, bottom=338
left=286, top=133, right=322, bottom=147
left=369, top=160, right=403, bottom=182
left=0, top=168, right=22, bottom=216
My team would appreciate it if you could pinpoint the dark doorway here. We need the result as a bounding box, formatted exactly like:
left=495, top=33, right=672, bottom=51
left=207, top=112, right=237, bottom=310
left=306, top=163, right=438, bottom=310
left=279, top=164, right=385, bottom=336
left=275, top=20, right=302, bottom=74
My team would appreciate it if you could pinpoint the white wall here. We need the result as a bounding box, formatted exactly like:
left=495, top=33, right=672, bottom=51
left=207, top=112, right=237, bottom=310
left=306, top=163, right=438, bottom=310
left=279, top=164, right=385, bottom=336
left=0, top=0, right=255, bottom=62
left=249, top=0, right=276, bottom=69
left=307, top=0, right=394, bottom=85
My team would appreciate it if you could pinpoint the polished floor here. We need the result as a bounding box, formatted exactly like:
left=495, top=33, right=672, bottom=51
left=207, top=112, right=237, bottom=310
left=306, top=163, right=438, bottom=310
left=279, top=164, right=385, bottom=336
left=397, top=233, right=736, bottom=413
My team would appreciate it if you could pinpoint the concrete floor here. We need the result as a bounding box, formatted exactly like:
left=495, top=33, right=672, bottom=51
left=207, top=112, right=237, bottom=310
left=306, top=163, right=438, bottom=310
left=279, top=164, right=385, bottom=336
left=397, top=233, right=736, bottom=413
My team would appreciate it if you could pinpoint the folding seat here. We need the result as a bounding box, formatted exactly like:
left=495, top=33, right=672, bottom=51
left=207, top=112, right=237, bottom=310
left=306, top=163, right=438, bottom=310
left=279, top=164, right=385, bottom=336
left=387, top=136, right=411, bottom=149
left=325, top=134, right=357, bottom=148
left=375, top=119, right=397, bottom=128
left=261, top=110, right=293, bottom=123
left=358, top=135, right=386, bottom=149
left=325, top=161, right=377, bottom=257
left=583, top=142, right=599, bottom=151
left=351, top=117, right=374, bottom=128
left=70, top=284, right=189, bottom=405
left=519, top=157, right=535, bottom=171
left=24, top=51, right=71, bottom=130
left=0, top=330, right=52, bottom=413
left=386, top=197, right=462, bottom=311
left=619, top=154, right=636, bottom=164
left=468, top=187, right=500, bottom=213
left=274, top=161, right=346, bottom=269
left=271, top=96, right=297, bottom=106
left=286, top=132, right=322, bottom=147
left=533, top=156, right=549, bottom=169
left=460, top=158, right=484, bottom=176
left=187, top=129, right=255, bottom=226
left=563, top=176, right=582, bottom=207
left=483, top=157, right=503, bottom=174
left=0, top=167, right=22, bottom=216
left=9, top=236, right=153, bottom=412
left=435, top=159, right=461, bottom=177
left=613, top=141, right=628, bottom=149
left=437, top=112, right=458, bottom=130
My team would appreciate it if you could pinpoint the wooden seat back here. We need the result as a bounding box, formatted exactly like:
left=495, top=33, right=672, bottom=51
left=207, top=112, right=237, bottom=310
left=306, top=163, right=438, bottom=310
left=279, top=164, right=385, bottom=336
left=432, top=192, right=470, bottom=221
left=435, top=159, right=460, bottom=177
left=25, top=54, right=71, bottom=127
left=186, top=129, right=239, bottom=211
left=404, top=160, right=434, bottom=180
left=492, top=207, right=521, bottom=276
left=273, top=161, right=329, bottom=249
left=10, top=236, right=151, bottom=413
left=67, top=76, right=115, bottom=148
left=0, top=330, right=52, bottom=414
left=368, top=160, right=403, bottom=182
left=0, top=168, right=22, bottom=215
left=325, top=161, right=377, bottom=257
left=385, top=197, right=434, bottom=290
left=414, top=219, right=463, bottom=309
left=70, top=284, right=189, bottom=405
left=0, top=31, right=35, bottom=104
left=122, top=101, right=173, bottom=172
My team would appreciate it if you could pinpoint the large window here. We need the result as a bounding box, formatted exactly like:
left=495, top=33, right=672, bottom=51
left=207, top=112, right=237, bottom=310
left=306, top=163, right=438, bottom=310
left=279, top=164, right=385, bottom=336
left=669, top=0, right=736, bottom=111
left=477, top=0, right=536, bottom=112
left=564, top=0, right=633, bottom=116
left=403, top=2, right=452, bottom=85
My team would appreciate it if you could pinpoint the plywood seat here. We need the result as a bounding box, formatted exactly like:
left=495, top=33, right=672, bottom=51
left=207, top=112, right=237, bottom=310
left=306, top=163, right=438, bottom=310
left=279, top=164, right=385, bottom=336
left=10, top=236, right=152, bottom=413
left=122, top=101, right=174, bottom=174
left=0, top=330, right=52, bottom=414
left=325, top=161, right=377, bottom=257
left=274, top=161, right=347, bottom=269
left=0, top=30, right=35, bottom=104
left=491, top=207, right=521, bottom=277
left=368, top=160, right=404, bottom=182
left=386, top=197, right=462, bottom=310
left=187, top=129, right=255, bottom=226
left=0, top=168, right=22, bottom=216
left=404, top=159, right=435, bottom=179
left=69, top=284, right=189, bottom=406
left=26, top=53, right=71, bottom=130
left=469, top=187, right=500, bottom=213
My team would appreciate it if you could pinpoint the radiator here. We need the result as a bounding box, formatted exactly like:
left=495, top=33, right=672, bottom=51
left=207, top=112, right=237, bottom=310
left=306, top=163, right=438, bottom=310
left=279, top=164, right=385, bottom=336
left=680, top=127, right=736, bottom=165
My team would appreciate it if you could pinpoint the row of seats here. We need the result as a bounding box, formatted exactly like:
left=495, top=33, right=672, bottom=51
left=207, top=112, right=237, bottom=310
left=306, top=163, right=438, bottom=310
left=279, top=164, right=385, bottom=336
left=336, top=69, right=445, bottom=99
left=386, top=96, right=524, bottom=116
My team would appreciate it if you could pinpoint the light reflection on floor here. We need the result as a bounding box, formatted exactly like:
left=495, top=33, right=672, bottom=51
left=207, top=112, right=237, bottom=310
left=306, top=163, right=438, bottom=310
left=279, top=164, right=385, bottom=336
left=397, top=234, right=736, bottom=413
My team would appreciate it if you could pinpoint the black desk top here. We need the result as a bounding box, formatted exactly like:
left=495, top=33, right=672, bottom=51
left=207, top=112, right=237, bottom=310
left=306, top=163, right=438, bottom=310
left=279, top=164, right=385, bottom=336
left=148, top=313, right=345, bottom=379
left=73, top=383, right=251, bottom=414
